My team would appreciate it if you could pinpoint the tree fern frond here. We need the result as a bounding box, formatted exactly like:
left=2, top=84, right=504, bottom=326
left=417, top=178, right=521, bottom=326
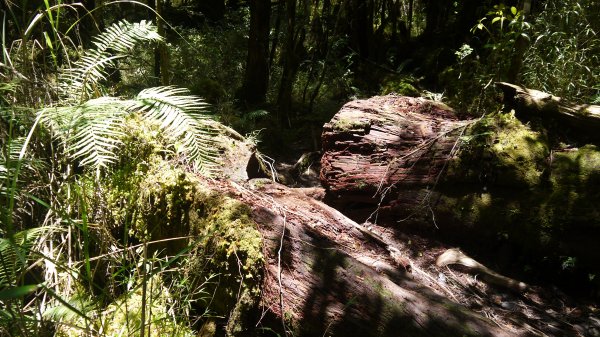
left=0, top=137, right=45, bottom=200
left=41, top=98, right=128, bottom=170
left=92, top=20, right=162, bottom=54
left=59, top=20, right=162, bottom=102
left=128, top=87, right=220, bottom=173
left=0, top=227, right=50, bottom=287
left=43, top=294, right=96, bottom=323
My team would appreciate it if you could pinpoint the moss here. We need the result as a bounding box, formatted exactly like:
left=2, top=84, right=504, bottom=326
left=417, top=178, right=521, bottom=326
left=380, top=76, right=420, bottom=97
left=97, top=117, right=264, bottom=335
left=435, top=112, right=600, bottom=281
left=550, top=145, right=600, bottom=187
left=447, top=111, right=549, bottom=188
left=107, top=163, right=263, bottom=329
left=332, top=117, right=371, bottom=132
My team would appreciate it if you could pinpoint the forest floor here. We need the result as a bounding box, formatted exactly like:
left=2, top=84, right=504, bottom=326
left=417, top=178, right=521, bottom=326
left=254, top=149, right=600, bottom=337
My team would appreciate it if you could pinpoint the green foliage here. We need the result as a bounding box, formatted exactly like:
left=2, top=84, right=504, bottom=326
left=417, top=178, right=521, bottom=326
left=41, top=87, right=221, bottom=174
left=167, top=18, right=247, bottom=106
left=60, top=20, right=163, bottom=103
left=0, top=227, right=49, bottom=287
left=40, top=20, right=225, bottom=175
left=521, top=0, right=600, bottom=102
left=446, top=0, right=599, bottom=113
left=472, top=4, right=531, bottom=35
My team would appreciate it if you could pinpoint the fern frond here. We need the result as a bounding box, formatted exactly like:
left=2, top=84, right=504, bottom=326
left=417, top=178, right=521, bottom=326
left=43, top=294, right=96, bottom=323
left=41, top=98, right=128, bottom=170
left=0, top=136, right=45, bottom=201
left=59, top=20, right=162, bottom=102
left=0, top=227, right=50, bottom=287
left=92, top=20, right=162, bottom=53
left=127, top=86, right=220, bottom=174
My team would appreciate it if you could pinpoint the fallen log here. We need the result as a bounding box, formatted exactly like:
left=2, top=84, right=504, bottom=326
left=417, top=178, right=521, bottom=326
left=320, top=94, right=600, bottom=298
left=320, top=95, right=469, bottom=214
left=495, top=81, right=600, bottom=136
left=233, top=180, right=520, bottom=337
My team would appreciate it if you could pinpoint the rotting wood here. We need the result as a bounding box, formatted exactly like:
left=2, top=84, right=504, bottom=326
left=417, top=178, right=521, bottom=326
left=320, top=95, right=470, bottom=218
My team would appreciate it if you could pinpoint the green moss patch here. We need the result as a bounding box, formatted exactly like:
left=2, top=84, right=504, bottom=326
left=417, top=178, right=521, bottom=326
left=447, top=111, right=549, bottom=188
left=438, top=112, right=600, bottom=289
left=96, top=117, right=264, bottom=334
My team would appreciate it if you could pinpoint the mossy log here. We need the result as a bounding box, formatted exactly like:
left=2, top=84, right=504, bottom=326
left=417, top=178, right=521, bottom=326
left=496, top=81, right=600, bottom=136
left=90, top=115, right=595, bottom=337
left=320, top=94, right=600, bottom=296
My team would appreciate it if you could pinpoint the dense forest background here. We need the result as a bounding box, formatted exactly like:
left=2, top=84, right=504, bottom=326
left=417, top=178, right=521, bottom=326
left=1, top=0, right=599, bottom=336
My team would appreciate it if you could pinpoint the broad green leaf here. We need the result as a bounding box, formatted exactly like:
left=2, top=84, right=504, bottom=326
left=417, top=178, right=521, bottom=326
left=0, top=284, right=40, bottom=300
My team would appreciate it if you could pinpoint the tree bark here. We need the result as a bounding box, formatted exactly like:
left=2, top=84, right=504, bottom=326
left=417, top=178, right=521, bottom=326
left=231, top=180, right=521, bottom=337
left=320, top=95, right=467, bottom=209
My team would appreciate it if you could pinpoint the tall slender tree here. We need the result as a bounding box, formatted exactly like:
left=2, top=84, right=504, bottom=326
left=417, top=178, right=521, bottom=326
left=277, top=0, right=306, bottom=124
left=243, top=0, right=271, bottom=106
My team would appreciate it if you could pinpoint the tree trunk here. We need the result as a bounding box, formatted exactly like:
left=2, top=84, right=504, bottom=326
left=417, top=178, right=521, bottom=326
left=243, top=0, right=271, bottom=106
left=506, top=0, right=531, bottom=83
left=277, top=0, right=304, bottom=125
left=407, top=0, right=413, bottom=37
left=154, top=0, right=169, bottom=85
left=349, top=0, right=371, bottom=58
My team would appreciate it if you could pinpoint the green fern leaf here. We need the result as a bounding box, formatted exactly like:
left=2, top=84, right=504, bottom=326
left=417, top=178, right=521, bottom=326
left=59, top=20, right=162, bottom=102
left=0, top=227, right=50, bottom=287
left=41, top=98, right=128, bottom=170
left=127, top=86, right=220, bottom=174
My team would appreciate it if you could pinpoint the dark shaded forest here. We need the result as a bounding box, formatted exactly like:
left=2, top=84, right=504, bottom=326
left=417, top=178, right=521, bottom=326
left=1, top=0, right=599, bottom=336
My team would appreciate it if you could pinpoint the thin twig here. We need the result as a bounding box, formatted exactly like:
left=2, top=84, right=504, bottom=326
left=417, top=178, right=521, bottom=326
left=277, top=209, right=289, bottom=337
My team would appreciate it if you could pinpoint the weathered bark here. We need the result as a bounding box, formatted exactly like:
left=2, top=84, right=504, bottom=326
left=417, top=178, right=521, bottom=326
left=230, top=180, right=522, bottom=337
left=320, top=95, right=468, bottom=210
left=496, top=81, right=600, bottom=136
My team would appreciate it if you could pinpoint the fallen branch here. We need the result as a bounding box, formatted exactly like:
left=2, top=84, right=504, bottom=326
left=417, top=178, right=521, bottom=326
left=495, top=82, right=600, bottom=135
left=436, top=248, right=528, bottom=292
